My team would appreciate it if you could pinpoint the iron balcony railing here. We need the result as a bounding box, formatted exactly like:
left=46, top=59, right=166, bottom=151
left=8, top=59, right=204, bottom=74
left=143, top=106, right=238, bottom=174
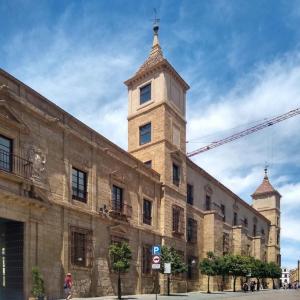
left=0, top=149, right=32, bottom=179
left=109, top=198, right=132, bottom=220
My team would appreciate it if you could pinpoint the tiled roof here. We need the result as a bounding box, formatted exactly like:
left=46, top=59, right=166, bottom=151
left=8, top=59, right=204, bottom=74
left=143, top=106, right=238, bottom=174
left=252, top=175, right=278, bottom=196
left=135, top=41, right=164, bottom=76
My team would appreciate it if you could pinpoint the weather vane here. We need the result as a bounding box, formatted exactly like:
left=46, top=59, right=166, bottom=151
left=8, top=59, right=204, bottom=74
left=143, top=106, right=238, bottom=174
left=152, top=8, right=160, bottom=33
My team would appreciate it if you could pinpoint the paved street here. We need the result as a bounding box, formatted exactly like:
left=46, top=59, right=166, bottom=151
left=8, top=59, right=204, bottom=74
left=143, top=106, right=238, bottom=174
left=66, top=289, right=300, bottom=300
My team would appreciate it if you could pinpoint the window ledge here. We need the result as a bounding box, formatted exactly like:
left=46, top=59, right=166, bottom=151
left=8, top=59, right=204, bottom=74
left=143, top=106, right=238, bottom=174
left=138, top=100, right=154, bottom=111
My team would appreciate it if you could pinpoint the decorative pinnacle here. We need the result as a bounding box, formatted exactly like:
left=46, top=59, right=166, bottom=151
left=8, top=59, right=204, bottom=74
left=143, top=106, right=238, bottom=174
left=152, top=8, right=160, bottom=35
left=264, top=163, right=269, bottom=179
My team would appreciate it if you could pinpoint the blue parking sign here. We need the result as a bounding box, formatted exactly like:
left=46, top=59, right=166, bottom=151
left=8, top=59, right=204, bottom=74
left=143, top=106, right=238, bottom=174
left=152, top=245, right=161, bottom=256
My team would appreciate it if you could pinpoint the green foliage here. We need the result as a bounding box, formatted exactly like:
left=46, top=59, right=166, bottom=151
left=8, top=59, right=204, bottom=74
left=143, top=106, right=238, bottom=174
left=31, top=267, right=45, bottom=297
left=266, top=262, right=282, bottom=279
left=160, top=246, right=187, bottom=275
left=224, top=254, right=251, bottom=277
left=199, top=252, right=218, bottom=277
left=109, top=242, right=132, bottom=273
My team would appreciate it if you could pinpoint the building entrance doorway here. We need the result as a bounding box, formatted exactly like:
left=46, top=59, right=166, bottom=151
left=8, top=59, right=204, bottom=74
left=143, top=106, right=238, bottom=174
left=0, top=218, right=24, bottom=300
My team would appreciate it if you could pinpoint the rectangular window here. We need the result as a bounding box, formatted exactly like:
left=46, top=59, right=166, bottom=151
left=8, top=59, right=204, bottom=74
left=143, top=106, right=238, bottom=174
left=142, top=245, right=152, bottom=274
left=140, top=83, right=151, bottom=105
left=253, top=224, right=257, bottom=236
left=112, top=185, right=123, bottom=213
left=0, top=135, right=12, bottom=172
left=205, top=195, right=211, bottom=211
left=223, top=232, right=230, bottom=255
left=172, top=163, right=180, bottom=186
left=139, top=123, right=151, bottom=145
left=221, top=204, right=226, bottom=222
left=187, top=184, right=194, bottom=205
left=172, top=206, right=183, bottom=234
left=244, top=218, right=248, bottom=227
left=187, top=218, right=197, bottom=243
left=233, top=212, right=238, bottom=226
left=144, top=160, right=152, bottom=168
left=70, top=228, right=92, bottom=267
left=72, top=168, right=87, bottom=202
left=277, top=230, right=280, bottom=245
left=143, top=199, right=152, bottom=225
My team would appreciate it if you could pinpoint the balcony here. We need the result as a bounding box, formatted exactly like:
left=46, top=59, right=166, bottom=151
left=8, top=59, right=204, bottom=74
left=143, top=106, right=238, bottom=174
left=0, top=149, right=32, bottom=180
left=108, top=199, right=132, bottom=221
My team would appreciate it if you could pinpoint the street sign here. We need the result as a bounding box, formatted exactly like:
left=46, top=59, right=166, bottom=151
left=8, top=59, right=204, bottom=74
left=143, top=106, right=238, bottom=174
left=152, top=255, right=161, bottom=264
left=164, top=262, right=171, bottom=274
left=152, top=263, right=160, bottom=269
left=152, top=245, right=161, bottom=256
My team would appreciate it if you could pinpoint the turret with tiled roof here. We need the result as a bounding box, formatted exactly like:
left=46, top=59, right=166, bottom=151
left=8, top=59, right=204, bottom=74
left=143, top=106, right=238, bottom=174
left=252, top=167, right=281, bottom=267
left=252, top=167, right=281, bottom=197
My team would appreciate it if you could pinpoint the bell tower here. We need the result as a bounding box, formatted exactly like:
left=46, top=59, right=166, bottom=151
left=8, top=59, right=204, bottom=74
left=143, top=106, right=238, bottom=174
left=125, top=23, right=189, bottom=246
left=124, top=22, right=189, bottom=188
left=252, top=168, right=281, bottom=265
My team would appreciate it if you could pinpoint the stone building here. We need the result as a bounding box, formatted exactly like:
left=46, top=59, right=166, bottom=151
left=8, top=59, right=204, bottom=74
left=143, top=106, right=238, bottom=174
left=0, top=24, right=281, bottom=299
left=281, top=267, right=290, bottom=285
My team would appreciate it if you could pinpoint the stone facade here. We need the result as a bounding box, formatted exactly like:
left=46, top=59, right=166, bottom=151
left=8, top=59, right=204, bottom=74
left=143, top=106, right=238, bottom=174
left=0, top=25, right=281, bottom=299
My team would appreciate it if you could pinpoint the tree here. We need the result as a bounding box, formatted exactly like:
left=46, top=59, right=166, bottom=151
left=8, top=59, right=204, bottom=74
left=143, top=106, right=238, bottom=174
left=250, top=258, right=268, bottom=291
left=160, top=246, right=187, bottom=295
left=109, top=242, right=132, bottom=299
left=266, top=262, right=281, bottom=289
left=199, top=252, right=218, bottom=293
left=214, top=255, right=230, bottom=291
left=224, top=254, right=250, bottom=292
left=31, top=267, right=45, bottom=299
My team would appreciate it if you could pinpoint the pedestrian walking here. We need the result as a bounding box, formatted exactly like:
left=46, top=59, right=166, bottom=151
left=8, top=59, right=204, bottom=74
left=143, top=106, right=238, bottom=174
left=250, top=281, right=255, bottom=292
left=64, top=273, right=73, bottom=300
left=243, top=282, right=248, bottom=292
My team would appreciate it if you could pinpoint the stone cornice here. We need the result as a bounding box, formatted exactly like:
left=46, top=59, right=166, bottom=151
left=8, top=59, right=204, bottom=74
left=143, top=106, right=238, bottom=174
left=124, top=59, right=190, bottom=92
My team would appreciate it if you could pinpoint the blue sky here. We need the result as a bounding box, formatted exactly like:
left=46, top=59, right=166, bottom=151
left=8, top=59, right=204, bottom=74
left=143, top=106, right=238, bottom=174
left=1, top=0, right=300, bottom=269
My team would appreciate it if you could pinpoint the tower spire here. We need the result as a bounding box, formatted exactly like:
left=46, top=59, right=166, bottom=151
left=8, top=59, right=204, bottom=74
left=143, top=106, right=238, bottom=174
left=150, top=9, right=162, bottom=56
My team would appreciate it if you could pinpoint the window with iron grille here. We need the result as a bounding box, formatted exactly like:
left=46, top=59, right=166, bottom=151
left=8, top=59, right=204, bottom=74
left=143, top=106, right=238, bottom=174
left=205, top=195, right=211, bottom=211
left=142, top=244, right=152, bottom=274
left=172, top=206, right=183, bottom=234
left=72, top=168, right=87, bottom=202
left=144, top=160, right=152, bottom=168
left=140, top=83, right=151, bottom=105
left=223, top=232, right=230, bottom=255
left=221, top=204, right=226, bottom=222
left=70, top=228, right=92, bottom=267
left=187, top=256, right=198, bottom=280
left=187, top=218, right=197, bottom=243
left=253, top=224, right=257, bottom=236
left=143, top=199, right=152, bottom=225
left=187, top=184, right=194, bottom=205
left=0, top=135, right=12, bottom=172
left=112, top=185, right=123, bottom=212
left=139, top=123, right=151, bottom=145
left=233, top=212, right=238, bottom=226
left=172, top=163, right=180, bottom=186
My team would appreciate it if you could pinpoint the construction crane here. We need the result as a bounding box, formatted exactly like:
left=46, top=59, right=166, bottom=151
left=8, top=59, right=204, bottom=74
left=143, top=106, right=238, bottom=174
left=187, top=108, right=300, bottom=158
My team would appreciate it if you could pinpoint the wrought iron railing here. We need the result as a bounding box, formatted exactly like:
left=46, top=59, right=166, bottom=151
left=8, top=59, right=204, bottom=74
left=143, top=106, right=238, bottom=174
left=108, top=199, right=132, bottom=219
left=0, top=149, right=32, bottom=179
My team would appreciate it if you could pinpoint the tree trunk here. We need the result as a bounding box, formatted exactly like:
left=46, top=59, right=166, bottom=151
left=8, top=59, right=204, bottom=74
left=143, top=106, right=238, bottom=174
left=272, top=278, right=275, bottom=289
left=233, top=276, right=237, bottom=292
left=118, top=270, right=122, bottom=299
left=257, top=278, right=260, bottom=291
left=207, top=275, right=211, bottom=293
left=221, top=274, right=225, bottom=291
